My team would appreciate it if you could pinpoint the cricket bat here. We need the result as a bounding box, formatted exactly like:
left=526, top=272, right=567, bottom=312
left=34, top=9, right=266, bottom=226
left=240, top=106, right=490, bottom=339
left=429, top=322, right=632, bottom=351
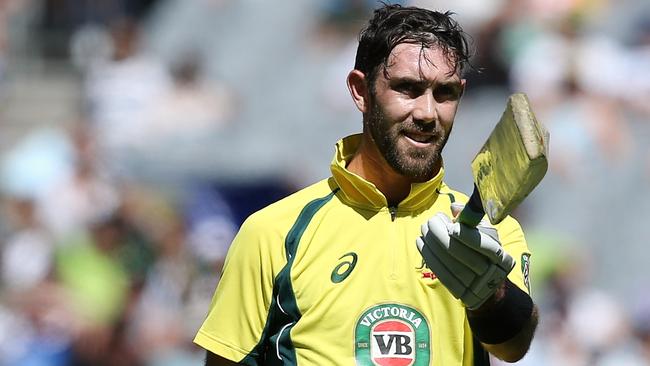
left=456, top=93, right=549, bottom=227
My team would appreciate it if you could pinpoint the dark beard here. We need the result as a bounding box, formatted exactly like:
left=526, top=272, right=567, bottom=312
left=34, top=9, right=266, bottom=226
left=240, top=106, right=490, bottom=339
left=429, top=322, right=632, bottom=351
left=366, top=100, right=450, bottom=182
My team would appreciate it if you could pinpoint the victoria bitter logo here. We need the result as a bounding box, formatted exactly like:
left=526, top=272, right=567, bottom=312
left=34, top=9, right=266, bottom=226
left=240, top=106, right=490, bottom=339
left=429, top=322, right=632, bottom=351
left=355, top=304, right=430, bottom=366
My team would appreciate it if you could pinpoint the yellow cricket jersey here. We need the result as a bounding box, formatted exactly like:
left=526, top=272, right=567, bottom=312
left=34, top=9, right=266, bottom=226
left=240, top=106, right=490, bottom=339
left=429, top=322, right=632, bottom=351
left=194, top=134, right=532, bottom=366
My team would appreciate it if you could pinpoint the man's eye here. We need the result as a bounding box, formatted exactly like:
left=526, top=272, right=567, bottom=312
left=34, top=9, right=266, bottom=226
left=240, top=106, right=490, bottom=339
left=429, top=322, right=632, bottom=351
left=434, top=86, right=460, bottom=101
left=395, top=83, right=421, bottom=96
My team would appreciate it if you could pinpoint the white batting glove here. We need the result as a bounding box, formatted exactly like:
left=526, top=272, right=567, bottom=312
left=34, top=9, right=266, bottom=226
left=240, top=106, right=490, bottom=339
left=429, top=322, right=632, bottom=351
left=416, top=212, right=515, bottom=310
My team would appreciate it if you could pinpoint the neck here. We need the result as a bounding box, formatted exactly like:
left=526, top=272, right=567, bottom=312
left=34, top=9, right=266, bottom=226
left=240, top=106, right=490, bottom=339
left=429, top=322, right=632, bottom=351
left=347, top=136, right=412, bottom=207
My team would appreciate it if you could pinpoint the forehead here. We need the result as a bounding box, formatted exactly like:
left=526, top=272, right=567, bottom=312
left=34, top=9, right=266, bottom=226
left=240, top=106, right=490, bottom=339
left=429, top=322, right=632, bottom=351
left=384, top=42, right=459, bottom=81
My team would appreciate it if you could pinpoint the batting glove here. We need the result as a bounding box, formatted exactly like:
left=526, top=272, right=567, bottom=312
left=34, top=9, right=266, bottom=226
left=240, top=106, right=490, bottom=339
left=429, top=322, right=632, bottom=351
left=416, top=212, right=515, bottom=310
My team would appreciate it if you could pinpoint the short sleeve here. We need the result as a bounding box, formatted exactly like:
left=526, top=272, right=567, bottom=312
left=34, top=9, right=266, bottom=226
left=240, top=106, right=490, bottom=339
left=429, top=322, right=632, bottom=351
left=194, top=215, right=280, bottom=362
left=494, top=216, right=532, bottom=295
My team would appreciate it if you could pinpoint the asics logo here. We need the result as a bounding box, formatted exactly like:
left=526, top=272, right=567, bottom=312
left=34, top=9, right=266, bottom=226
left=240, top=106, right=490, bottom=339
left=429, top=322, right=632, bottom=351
left=331, top=252, right=358, bottom=283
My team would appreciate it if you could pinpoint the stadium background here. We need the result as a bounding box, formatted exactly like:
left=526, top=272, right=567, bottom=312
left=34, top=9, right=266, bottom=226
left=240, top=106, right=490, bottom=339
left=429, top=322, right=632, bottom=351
left=0, top=0, right=649, bottom=365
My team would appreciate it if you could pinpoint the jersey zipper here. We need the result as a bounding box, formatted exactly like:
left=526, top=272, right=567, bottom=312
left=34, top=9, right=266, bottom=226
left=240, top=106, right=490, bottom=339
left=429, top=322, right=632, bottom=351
left=388, top=205, right=398, bottom=280
left=389, top=206, right=397, bottom=221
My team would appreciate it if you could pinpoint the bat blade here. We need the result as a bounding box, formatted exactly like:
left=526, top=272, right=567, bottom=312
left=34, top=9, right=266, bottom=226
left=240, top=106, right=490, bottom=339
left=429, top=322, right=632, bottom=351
left=458, top=93, right=549, bottom=226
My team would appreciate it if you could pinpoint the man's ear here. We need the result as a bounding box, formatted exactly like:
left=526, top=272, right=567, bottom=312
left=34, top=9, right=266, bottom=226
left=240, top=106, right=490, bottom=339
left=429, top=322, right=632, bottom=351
left=347, top=70, right=370, bottom=113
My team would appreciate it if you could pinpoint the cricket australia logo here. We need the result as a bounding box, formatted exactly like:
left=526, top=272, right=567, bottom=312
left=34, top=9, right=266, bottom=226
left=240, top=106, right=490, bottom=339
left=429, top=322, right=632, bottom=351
left=355, top=304, right=430, bottom=366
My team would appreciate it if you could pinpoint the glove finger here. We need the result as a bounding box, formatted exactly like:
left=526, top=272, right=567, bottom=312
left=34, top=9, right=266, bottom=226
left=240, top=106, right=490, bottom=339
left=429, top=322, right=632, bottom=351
left=420, top=222, right=429, bottom=237
left=469, top=265, right=508, bottom=301
left=424, top=213, right=454, bottom=249
left=421, top=214, right=453, bottom=239
left=424, top=215, right=483, bottom=280
left=417, top=237, right=470, bottom=298
left=448, top=223, right=512, bottom=267
left=419, top=232, right=476, bottom=287
left=476, top=222, right=499, bottom=242
left=459, top=290, right=484, bottom=310
left=445, top=237, right=491, bottom=275
left=433, top=211, right=454, bottom=226
left=416, top=235, right=426, bottom=252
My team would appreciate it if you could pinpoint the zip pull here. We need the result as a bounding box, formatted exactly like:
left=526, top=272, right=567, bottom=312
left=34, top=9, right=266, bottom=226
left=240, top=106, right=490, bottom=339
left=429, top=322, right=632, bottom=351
left=389, top=206, right=397, bottom=221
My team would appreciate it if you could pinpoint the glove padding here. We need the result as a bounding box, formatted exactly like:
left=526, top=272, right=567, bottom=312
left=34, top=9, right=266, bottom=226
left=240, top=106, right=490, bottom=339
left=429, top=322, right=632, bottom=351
left=416, top=212, right=515, bottom=310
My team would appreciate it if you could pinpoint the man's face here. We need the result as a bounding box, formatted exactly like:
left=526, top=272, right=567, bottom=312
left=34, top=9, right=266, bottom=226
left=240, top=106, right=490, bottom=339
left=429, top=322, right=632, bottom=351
left=365, top=43, right=465, bottom=182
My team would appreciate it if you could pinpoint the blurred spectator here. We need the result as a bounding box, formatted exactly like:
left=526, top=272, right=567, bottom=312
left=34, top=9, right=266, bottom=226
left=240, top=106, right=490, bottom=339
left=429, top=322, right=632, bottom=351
left=69, top=23, right=114, bottom=73
left=182, top=184, right=236, bottom=271
left=493, top=242, right=646, bottom=366
left=55, top=219, right=130, bottom=327
left=53, top=215, right=137, bottom=365
left=0, top=281, right=76, bottom=366
left=316, top=0, right=409, bottom=112
left=128, top=214, right=202, bottom=366
left=506, top=8, right=634, bottom=182
left=409, top=0, right=506, bottom=34
left=84, top=17, right=172, bottom=174
left=631, top=297, right=650, bottom=365
left=0, top=128, right=74, bottom=200
left=0, top=193, right=72, bottom=363
left=508, top=5, right=628, bottom=107
left=315, top=0, right=395, bottom=39
left=539, top=72, right=632, bottom=181
left=1, top=197, right=53, bottom=292
left=38, top=124, right=121, bottom=239
left=37, top=0, right=160, bottom=59
left=463, top=0, right=522, bottom=89
left=130, top=54, right=237, bottom=175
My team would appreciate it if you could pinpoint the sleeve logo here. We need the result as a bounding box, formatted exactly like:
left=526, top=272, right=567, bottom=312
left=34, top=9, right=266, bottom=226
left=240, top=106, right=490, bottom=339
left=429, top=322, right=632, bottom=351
left=331, top=252, right=358, bottom=283
left=521, top=253, right=531, bottom=293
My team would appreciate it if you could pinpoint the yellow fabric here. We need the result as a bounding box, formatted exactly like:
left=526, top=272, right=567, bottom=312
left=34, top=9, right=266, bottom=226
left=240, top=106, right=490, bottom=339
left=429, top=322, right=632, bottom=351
left=194, top=134, right=532, bottom=365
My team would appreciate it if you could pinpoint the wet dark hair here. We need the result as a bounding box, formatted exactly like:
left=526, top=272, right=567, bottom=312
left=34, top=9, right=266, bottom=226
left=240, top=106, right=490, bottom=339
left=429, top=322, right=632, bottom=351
left=354, top=4, right=471, bottom=91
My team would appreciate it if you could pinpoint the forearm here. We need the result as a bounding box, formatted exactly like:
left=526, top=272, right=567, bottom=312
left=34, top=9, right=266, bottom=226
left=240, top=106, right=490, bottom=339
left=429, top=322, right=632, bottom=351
left=467, top=280, right=538, bottom=362
left=481, top=305, right=538, bottom=362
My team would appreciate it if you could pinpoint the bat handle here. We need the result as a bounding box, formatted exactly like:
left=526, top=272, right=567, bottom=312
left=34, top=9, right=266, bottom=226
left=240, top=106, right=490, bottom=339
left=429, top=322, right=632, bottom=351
left=456, top=185, right=485, bottom=227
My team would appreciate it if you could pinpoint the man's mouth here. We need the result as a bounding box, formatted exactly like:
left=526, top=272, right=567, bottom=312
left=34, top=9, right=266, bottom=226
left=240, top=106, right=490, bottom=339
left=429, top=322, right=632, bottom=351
left=403, top=131, right=435, bottom=146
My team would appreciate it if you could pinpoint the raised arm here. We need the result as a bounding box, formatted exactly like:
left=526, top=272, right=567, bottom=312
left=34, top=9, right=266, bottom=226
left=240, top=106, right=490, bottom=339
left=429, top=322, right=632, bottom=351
left=416, top=212, right=538, bottom=362
left=467, top=280, right=538, bottom=362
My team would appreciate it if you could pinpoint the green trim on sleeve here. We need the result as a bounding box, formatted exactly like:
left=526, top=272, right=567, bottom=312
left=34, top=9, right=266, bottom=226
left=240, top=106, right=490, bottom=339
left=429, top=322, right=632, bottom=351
left=241, top=189, right=338, bottom=365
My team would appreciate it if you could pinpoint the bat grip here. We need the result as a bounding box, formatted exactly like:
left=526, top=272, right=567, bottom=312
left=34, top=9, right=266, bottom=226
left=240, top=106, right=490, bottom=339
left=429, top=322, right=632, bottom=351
left=456, top=185, right=485, bottom=227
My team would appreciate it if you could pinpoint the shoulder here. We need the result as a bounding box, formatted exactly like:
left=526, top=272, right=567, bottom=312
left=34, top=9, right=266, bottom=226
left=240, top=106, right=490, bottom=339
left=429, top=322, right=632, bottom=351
left=239, top=178, right=337, bottom=239
left=493, top=215, right=525, bottom=243
left=224, top=179, right=337, bottom=271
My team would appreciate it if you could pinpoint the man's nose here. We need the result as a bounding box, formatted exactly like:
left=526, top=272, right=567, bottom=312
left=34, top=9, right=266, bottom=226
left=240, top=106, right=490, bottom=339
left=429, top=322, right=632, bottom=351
left=412, top=90, right=437, bottom=124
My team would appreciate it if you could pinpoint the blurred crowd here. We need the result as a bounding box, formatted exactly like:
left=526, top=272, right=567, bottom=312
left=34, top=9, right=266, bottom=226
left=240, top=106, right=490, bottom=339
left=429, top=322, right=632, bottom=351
left=0, top=0, right=649, bottom=365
